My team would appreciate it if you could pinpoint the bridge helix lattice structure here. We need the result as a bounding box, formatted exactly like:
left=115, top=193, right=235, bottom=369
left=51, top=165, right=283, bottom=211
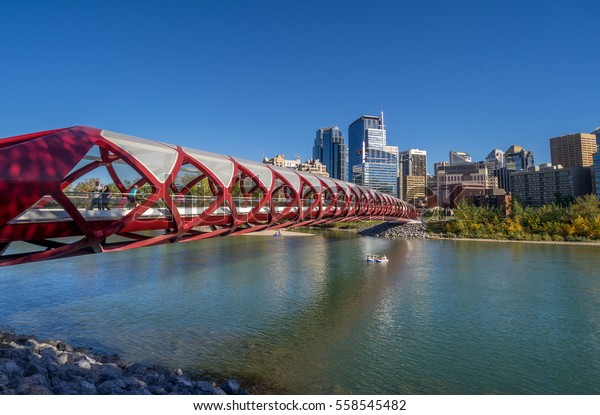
left=0, top=126, right=419, bottom=266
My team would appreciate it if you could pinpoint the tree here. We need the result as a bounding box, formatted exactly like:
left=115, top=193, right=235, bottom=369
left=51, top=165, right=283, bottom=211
left=70, top=178, right=101, bottom=193
left=569, top=194, right=600, bottom=222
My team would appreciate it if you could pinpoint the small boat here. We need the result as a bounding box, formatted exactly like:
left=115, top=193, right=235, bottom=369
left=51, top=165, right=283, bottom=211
left=367, top=255, right=388, bottom=263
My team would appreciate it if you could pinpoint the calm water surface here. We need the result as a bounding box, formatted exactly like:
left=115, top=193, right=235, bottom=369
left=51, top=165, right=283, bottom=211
left=1, top=232, right=599, bottom=394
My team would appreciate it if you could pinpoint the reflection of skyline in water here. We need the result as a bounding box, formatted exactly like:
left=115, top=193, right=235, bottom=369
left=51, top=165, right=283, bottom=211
left=1, top=235, right=600, bottom=394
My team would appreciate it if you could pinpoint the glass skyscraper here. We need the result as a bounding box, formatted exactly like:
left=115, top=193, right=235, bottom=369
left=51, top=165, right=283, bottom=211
left=348, top=113, right=398, bottom=196
left=313, top=126, right=347, bottom=181
left=505, top=145, right=535, bottom=171
left=593, top=152, right=600, bottom=199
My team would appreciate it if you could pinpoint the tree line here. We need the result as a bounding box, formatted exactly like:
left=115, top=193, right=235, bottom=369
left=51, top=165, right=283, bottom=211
left=436, top=194, right=600, bottom=241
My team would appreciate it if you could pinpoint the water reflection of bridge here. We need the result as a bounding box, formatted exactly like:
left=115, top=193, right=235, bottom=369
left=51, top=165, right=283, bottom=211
left=0, top=126, right=418, bottom=266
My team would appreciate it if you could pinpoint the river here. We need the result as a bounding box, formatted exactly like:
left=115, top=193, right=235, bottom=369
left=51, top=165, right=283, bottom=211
left=1, top=231, right=599, bottom=394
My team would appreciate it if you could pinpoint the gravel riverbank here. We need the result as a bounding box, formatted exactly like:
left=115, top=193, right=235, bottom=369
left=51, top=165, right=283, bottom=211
left=358, top=221, right=428, bottom=238
left=0, top=330, right=247, bottom=395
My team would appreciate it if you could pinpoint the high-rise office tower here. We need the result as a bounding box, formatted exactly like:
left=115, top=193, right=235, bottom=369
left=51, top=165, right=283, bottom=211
left=485, top=149, right=505, bottom=168
left=591, top=127, right=600, bottom=148
left=550, top=133, right=596, bottom=168
left=505, top=145, right=535, bottom=171
left=399, top=149, right=427, bottom=204
left=348, top=113, right=398, bottom=196
left=313, top=127, right=347, bottom=181
left=592, top=152, right=600, bottom=198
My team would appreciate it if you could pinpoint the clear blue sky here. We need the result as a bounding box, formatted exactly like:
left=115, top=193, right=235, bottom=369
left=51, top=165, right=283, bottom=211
left=1, top=0, right=599, bottom=173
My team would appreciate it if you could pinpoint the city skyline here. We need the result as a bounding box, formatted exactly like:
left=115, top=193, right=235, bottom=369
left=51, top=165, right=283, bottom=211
left=1, top=1, right=599, bottom=174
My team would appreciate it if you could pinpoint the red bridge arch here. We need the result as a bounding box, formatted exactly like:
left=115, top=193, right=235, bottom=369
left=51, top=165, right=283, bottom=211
left=0, top=126, right=419, bottom=266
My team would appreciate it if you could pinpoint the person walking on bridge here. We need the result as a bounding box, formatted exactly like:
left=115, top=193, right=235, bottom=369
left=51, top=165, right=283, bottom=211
left=127, top=184, right=139, bottom=209
left=88, top=180, right=103, bottom=210
left=101, top=185, right=111, bottom=210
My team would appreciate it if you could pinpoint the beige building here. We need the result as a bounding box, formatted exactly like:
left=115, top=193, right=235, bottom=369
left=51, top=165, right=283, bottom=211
left=262, top=154, right=301, bottom=169
left=405, top=175, right=426, bottom=205
left=298, top=159, right=329, bottom=177
left=550, top=133, right=597, bottom=168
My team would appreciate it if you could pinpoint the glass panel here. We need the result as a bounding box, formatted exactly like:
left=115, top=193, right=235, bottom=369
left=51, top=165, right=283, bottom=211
left=111, top=160, right=143, bottom=189
left=101, top=130, right=179, bottom=183
left=296, top=171, right=321, bottom=192
left=174, top=163, right=202, bottom=192
left=184, top=148, right=235, bottom=188
left=233, top=157, right=273, bottom=190
left=270, top=165, right=301, bottom=192
left=8, top=196, right=69, bottom=223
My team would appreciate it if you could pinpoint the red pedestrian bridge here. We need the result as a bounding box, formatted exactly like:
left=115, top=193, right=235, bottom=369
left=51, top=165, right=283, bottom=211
left=0, top=126, right=418, bottom=266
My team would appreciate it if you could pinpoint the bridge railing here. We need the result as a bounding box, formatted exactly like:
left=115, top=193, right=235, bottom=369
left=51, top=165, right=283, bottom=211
left=10, top=190, right=413, bottom=226
left=10, top=192, right=321, bottom=224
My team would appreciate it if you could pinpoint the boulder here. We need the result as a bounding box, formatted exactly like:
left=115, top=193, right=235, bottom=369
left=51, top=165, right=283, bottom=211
left=80, top=380, right=97, bottom=395
left=220, top=378, right=241, bottom=394
left=75, top=359, right=92, bottom=370
left=16, top=374, right=52, bottom=395
left=0, top=372, right=9, bottom=388
left=97, top=380, right=126, bottom=395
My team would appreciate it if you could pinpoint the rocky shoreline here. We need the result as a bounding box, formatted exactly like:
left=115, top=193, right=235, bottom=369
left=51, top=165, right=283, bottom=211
left=0, top=330, right=247, bottom=395
left=358, top=221, right=428, bottom=239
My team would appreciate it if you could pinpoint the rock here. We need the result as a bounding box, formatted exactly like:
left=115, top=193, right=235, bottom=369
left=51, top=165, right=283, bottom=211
left=98, top=362, right=122, bottom=382
left=75, top=359, right=92, bottom=370
left=194, top=380, right=217, bottom=394
left=0, top=372, right=9, bottom=388
left=39, top=345, right=59, bottom=360
left=149, top=386, right=166, bottom=394
left=143, top=373, right=165, bottom=386
left=56, top=353, right=69, bottom=365
left=220, top=378, right=241, bottom=394
left=16, top=374, right=52, bottom=395
left=213, top=387, right=227, bottom=395
left=97, top=380, right=126, bottom=395
left=123, top=375, right=146, bottom=390
left=100, top=354, right=128, bottom=368
left=125, top=362, right=148, bottom=375
left=80, top=380, right=97, bottom=395
left=0, top=359, right=23, bottom=379
left=23, top=361, right=47, bottom=377
left=25, top=339, right=40, bottom=350
left=1, top=330, right=249, bottom=395
left=53, top=380, right=81, bottom=395
left=359, top=221, right=428, bottom=239
left=0, top=347, right=18, bottom=359
left=56, top=341, right=73, bottom=352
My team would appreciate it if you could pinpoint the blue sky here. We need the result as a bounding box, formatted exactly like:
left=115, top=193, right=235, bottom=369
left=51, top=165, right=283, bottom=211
left=1, top=0, right=598, bottom=173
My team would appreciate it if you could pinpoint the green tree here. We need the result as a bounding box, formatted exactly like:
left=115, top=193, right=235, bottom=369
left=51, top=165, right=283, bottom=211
left=70, top=177, right=101, bottom=193
left=569, top=194, right=600, bottom=222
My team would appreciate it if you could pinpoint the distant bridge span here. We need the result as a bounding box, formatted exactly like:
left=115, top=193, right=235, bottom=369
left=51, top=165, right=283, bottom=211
left=0, top=126, right=418, bottom=266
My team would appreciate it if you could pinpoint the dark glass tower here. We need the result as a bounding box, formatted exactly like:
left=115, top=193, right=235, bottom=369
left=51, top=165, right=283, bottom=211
left=348, top=113, right=398, bottom=196
left=313, top=127, right=347, bottom=181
